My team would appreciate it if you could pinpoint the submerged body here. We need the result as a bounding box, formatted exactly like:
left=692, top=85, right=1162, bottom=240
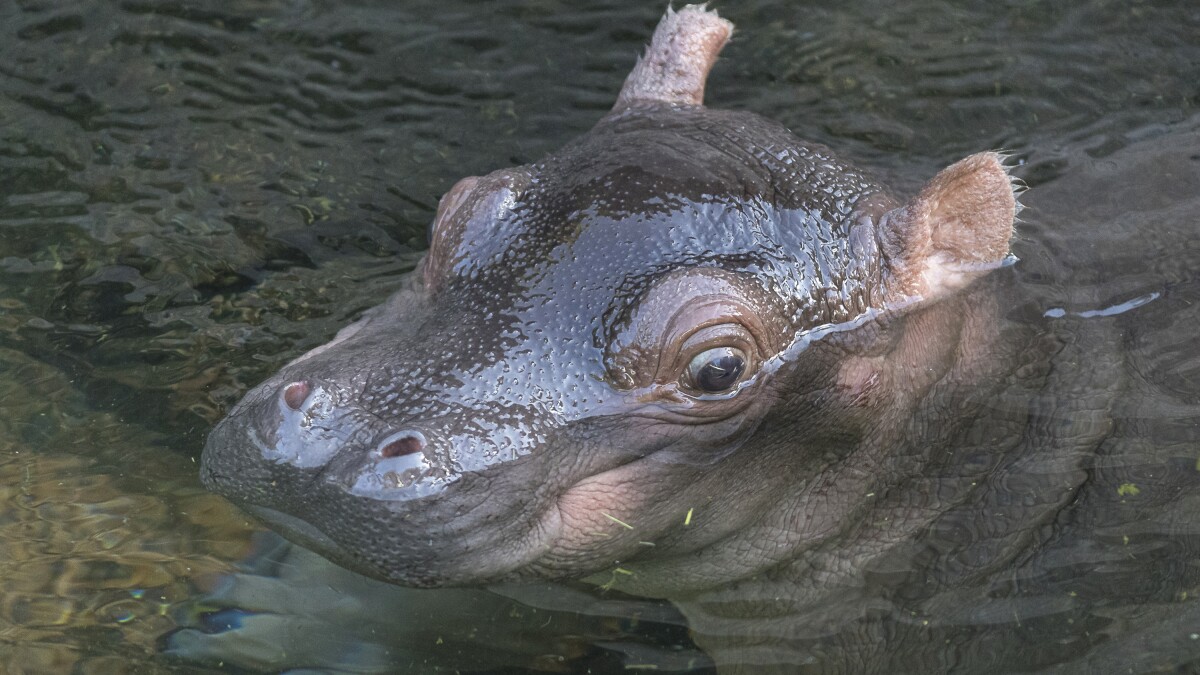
left=200, top=6, right=1200, bottom=672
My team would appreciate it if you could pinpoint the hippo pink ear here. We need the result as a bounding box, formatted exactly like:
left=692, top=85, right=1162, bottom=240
left=878, top=152, right=1018, bottom=299
left=612, top=5, right=733, bottom=111
left=422, top=168, right=531, bottom=292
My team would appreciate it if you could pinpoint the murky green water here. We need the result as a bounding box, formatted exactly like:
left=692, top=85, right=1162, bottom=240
left=1, top=0, right=1197, bottom=672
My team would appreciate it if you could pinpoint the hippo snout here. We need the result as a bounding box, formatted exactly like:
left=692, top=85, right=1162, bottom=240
left=202, top=374, right=456, bottom=508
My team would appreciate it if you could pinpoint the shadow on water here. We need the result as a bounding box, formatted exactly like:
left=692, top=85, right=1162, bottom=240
left=0, top=0, right=1197, bottom=672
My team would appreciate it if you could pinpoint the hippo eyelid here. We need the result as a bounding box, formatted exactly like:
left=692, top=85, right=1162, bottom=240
left=603, top=268, right=790, bottom=393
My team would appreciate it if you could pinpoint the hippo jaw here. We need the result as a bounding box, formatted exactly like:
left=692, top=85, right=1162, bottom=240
left=201, top=5, right=1018, bottom=591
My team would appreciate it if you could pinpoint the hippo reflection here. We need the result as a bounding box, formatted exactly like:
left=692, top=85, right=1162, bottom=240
left=200, top=6, right=1199, bottom=673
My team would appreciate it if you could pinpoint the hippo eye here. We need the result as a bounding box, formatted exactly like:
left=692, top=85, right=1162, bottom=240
left=685, top=347, right=748, bottom=394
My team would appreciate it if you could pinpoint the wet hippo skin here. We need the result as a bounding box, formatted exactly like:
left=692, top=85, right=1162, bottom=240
left=200, top=6, right=1200, bottom=673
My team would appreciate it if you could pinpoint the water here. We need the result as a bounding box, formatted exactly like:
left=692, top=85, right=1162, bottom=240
left=0, top=0, right=1197, bottom=672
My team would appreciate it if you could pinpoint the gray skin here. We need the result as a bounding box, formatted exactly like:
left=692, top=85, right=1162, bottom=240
left=198, top=6, right=1123, bottom=672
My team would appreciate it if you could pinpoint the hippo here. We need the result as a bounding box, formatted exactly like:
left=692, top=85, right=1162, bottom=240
left=200, top=6, right=1200, bottom=673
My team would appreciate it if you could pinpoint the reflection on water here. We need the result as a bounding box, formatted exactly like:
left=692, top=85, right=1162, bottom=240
left=0, top=0, right=1198, bottom=672
left=0, top=347, right=258, bottom=671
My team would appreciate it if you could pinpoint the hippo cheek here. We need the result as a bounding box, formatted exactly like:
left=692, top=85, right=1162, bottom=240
left=529, top=401, right=776, bottom=574
left=548, top=463, right=657, bottom=560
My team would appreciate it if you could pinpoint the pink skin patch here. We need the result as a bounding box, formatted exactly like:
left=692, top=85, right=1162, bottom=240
left=837, top=357, right=884, bottom=408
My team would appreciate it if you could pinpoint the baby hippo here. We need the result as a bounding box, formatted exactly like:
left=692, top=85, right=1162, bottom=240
left=203, top=6, right=1029, bottom=672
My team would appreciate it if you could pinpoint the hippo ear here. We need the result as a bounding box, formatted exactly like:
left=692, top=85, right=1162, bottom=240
left=423, top=168, right=531, bottom=292
left=612, top=5, right=733, bottom=111
left=878, top=152, right=1018, bottom=299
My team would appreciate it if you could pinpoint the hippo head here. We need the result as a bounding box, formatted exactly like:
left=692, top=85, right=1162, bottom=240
left=201, top=6, right=1017, bottom=590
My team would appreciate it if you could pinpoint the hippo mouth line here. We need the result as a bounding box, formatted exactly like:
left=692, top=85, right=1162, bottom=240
left=245, top=504, right=341, bottom=552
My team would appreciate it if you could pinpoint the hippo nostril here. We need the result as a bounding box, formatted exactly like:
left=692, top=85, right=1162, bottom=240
left=282, top=381, right=311, bottom=410
left=379, top=432, right=426, bottom=458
